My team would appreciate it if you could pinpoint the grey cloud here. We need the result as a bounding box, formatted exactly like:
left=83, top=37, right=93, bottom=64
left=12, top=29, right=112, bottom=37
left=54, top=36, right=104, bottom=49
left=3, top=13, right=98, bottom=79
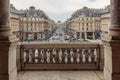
left=47, top=11, right=71, bottom=22
left=10, top=0, right=109, bottom=21
left=87, top=0, right=96, bottom=2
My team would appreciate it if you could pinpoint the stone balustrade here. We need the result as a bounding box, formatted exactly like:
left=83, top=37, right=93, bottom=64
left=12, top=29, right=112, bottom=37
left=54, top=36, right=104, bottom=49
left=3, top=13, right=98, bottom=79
left=18, top=42, right=103, bottom=70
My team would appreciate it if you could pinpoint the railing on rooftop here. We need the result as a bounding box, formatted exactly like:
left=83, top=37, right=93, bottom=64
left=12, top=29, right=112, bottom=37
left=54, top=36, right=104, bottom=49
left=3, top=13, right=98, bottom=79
left=17, top=42, right=104, bottom=71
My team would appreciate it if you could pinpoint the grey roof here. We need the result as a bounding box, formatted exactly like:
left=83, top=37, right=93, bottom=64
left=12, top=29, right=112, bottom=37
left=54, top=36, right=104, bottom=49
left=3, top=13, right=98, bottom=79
left=21, top=6, right=49, bottom=19
left=10, top=4, right=21, bottom=14
left=101, top=5, right=110, bottom=14
left=10, top=4, right=49, bottom=19
left=71, top=6, right=102, bottom=19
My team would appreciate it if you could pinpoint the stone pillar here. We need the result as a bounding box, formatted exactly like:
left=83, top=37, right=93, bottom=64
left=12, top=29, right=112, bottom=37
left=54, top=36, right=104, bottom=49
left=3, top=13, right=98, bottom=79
left=99, top=43, right=104, bottom=70
left=24, top=33, right=26, bottom=40
left=103, top=0, right=120, bottom=80
left=85, top=32, right=87, bottom=40
left=74, top=32, right=77, bottom=39
left=80, top=32, right=82, bottom=39
left=42, top=32, right=44, bottom=39
left=32, top=33, right=34, bottom=40
left=93, top=32, right=95, bottom=40
left=16, top=44, right=21, bottom=71
left=0, top=0, right=18, bottom=80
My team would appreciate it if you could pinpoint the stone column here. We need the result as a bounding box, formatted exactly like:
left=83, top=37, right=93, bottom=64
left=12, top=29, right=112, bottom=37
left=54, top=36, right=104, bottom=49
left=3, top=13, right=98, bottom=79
left=74, top=32, right=77, bottom=39
left=0, top=0, right=18, bottom=80
left=23, top=33, right=26, bottom=40
left=85, top=32, right=87, bottom=40
left=103, top=0, right=120, bottom=80
left=93, top=32, right=95, bottom=40
left=0, top=0, right=10, bottom=38
left=80, top=32, right=82, bottom=39
left=16, top=44, right=21, bottom=71
left=32, top=33, right=34, bottom=40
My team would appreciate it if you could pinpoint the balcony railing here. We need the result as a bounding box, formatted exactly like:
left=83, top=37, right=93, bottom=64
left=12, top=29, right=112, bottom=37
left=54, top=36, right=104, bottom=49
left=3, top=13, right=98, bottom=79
left=17, top=42, right=104, bottom=70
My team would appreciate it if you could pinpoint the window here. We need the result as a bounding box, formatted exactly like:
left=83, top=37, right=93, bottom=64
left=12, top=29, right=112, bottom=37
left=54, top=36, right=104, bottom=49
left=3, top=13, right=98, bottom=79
left=87, top=26, right=88, bottom=31
left=87, top=18, right=88, bottom=20
left=82, top=23, right=84, bottom=27
left=86, top=23, right=88, bottom=26
left=82, top=26, right=84, bottom=30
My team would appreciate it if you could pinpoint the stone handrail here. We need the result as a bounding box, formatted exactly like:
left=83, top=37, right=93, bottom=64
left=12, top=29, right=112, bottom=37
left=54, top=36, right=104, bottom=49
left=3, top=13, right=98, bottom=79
left=17, top=42, right=104, bottom=70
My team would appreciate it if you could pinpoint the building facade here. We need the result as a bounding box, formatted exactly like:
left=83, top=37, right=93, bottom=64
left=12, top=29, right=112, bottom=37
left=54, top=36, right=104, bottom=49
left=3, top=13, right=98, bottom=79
left=10, top=4, right=20, bottom=39
left=19, top=17, right=56, bottom=41
left=101, top=5, right=110, bottom=38
left=19, top=6, right=56, bottom=41
left=10, top=4, right=56, bottom=41
left=66, top=7, right=102, bottom=40
left=10, top=13, right=20, bottom=38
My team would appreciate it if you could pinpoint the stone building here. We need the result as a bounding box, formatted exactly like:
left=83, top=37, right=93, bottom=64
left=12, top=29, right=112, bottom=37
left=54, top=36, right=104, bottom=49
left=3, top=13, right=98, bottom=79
left=19, top=6, right=56, bottom=41
left=9, top=4, right=20, bottom=39
left=10, top=13, right=20, bottom=38
left=101, top=5, right=110, bottom=38
left=66, top=7, right=102, bottom=40
left=9, top=4, right=56, bottom=41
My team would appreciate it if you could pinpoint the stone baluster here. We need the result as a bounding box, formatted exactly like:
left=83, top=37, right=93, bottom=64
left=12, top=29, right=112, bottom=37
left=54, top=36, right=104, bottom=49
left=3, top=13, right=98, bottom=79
left=23, top=50, right=27, bottom=62
left=64, top=50, right=68, bottom=63
left=82, top=49, right=86, bottom=63
left=88, top=49, right=92, bottom=63
left=25, top=49, right=29, bottom=63
left=40, top=49, right=44, bottom=63
left=76, top=49, right=80, bottom=63
left=52, top=48, right=56, bottom=63
left=46, top=49, right=51, bottom=63
left=29, top=49, right=32, bottom=63
left=34, top=49, right=39, bottom=63
left=58, top=49, right=63, bottom=63
left=70, top=49, right=74, bottom=63
left=94, top=49, right=97, bottom=62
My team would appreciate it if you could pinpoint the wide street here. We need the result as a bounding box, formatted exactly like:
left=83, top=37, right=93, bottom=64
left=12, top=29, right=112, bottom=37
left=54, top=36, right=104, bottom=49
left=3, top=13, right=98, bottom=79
left=49, top=23, right=71, bottom=42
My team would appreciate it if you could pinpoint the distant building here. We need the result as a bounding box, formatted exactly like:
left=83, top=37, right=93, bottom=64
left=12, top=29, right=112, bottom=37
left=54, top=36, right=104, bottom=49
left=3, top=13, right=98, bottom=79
left=9, top=4, right=56, bottom=41
left=101, top=5, right=110, bottom=38
left=10, top=13, right=20, bottom=38
left=66, top=7, right=102, bottom=40
left=10, top=4, right=20, bottom=39
left=57, top=21, right=62, bottom=24
left=71, top=7, right=102, bottom=19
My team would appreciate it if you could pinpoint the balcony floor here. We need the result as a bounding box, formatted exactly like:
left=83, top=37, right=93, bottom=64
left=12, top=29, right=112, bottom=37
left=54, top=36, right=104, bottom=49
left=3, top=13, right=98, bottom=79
left=18, top=71, right=104, bottom=80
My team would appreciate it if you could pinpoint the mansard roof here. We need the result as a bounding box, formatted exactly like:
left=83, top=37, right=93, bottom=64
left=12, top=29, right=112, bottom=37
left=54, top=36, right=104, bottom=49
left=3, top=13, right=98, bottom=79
left=10, top=4, right=49, bottom=19
left=71, top=6, right=102, bottom=19
left=10, top=4, right=21, bottom=14
left=20, top=6, right=49, bottom=19
left=101, top=5, right=110, bottom=14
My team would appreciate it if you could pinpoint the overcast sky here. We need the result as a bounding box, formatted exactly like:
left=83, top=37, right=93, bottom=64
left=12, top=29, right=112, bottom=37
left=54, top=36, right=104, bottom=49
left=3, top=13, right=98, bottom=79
left=10, top=0, right=110, bottom=22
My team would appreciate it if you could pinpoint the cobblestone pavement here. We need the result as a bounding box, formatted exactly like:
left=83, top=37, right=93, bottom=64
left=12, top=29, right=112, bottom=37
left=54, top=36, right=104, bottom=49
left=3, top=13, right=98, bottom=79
left=18, top=71, right=104, bottom=80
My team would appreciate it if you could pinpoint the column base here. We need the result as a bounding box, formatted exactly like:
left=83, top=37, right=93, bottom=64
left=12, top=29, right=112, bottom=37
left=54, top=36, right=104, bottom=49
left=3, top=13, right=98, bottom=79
left=0, top=32, right=18, bottom=80
left=104, top=67, right=112, bottom=80
left=0, top=75, right=9, bottom=80
left=0, top=68, right=17, bottom=80
left=112, top=74, right=120, bottom=80
left=104, top=67, right=120, bottom=80
left=102, top=34, right=120, bottom=80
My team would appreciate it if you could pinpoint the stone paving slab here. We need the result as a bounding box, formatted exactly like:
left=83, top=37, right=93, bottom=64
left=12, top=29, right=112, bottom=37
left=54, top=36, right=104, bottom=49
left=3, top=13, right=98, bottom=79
left=18, top=71, right=104, bottom=80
